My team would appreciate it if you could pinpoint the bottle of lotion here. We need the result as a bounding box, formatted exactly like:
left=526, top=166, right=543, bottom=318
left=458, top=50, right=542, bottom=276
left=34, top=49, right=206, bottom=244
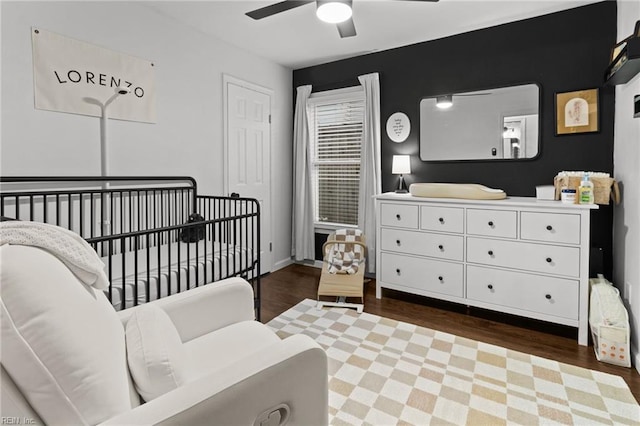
left=578, top=172, right=594, bottom=204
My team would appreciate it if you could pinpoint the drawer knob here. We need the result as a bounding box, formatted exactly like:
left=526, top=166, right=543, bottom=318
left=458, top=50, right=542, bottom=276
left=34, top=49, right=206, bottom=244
left=488, top=250, right=494, bottom=256
left=488, top=221, right=494, bottom=227
left=396, top=268, right=401, bottom=275
left=396, top=214, right=401, bottom=220
left=546, top=257, right=552, bottom=263
left=546, top=225, right=553, bottom=231
left=396, top=239, right=401, bottom=246
left=487, top=284, right=493, bottom=290
left=438, top=217, right=444, bottom=223
left=438, top=276, right=443, bottom=282
left=438, top=244, right=444, bottom=250
left=545, top=294, right=552, bottom=300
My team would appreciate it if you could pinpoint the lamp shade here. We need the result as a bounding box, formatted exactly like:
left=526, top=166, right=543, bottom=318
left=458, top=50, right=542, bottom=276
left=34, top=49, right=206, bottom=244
left=316, top=0, right=352, bottom=24
left=392, top=155, right=411, bottom=175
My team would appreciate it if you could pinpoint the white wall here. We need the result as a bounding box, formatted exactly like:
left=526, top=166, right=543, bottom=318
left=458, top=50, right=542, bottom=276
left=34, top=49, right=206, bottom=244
left=0, top=1, right=294, bottom=271
left=613, top=0, right=640, bottom=373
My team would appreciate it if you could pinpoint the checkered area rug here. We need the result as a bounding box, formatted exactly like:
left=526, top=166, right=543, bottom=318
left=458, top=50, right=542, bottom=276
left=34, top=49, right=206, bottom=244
left=266, top=299, right=640, bottom=425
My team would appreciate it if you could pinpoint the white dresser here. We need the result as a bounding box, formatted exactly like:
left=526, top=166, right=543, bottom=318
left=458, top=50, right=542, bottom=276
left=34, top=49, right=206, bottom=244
left=374, top=193, right=599, bottom=345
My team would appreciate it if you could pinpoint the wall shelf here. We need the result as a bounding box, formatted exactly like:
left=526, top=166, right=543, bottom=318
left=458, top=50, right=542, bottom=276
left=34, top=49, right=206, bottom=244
left=605, top=37, right=640, bottom=86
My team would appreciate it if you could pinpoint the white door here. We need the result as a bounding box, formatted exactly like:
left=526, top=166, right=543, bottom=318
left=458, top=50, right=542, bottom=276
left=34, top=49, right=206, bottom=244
left=224, top=76, right=272, bottom=273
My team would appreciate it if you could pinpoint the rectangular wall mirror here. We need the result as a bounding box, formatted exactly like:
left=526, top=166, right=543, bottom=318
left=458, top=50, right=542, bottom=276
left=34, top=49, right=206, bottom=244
left=420, top=83, right=540, bottom=161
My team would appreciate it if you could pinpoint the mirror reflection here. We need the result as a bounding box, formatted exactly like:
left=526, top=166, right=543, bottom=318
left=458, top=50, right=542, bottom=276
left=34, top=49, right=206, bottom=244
left=420, top=84, right=540, bottom=161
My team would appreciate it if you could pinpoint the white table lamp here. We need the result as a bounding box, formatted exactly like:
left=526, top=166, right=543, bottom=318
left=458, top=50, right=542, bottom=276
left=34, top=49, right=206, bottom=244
left=392, top=155, right=411, bottom=193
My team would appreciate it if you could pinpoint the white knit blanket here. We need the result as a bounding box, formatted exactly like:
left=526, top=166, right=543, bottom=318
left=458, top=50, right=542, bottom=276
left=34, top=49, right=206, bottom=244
left=0, top=221, right=109, bottom=290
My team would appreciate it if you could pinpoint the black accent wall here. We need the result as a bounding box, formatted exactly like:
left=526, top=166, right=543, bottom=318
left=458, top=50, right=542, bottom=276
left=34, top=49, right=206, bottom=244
left=294, top=2, right=617, bottom=276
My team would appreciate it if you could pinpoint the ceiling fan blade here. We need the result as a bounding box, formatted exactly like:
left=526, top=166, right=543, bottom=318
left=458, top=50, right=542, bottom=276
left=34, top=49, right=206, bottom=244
left=246, top=0, right=314, bottom=20
left=337, top=18, right=357, bottom=38
left=394, top=0, right=439, bottom=2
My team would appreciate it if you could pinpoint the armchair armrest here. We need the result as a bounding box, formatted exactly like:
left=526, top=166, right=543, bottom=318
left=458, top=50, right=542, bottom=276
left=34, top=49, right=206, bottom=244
left=99, top=335, right=328, bottom=426
left=117, top=277, right=255, bottom=342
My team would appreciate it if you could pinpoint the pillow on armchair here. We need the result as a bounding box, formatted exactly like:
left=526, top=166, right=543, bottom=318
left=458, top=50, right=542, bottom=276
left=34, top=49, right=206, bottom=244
left=0, top=245, right=132, bottom=425
left=125, top=304, right=192, bottom=401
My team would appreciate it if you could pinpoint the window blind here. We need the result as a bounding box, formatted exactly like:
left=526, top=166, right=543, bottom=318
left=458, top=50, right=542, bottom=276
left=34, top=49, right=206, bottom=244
left=309, top=95, right=364, bottom=226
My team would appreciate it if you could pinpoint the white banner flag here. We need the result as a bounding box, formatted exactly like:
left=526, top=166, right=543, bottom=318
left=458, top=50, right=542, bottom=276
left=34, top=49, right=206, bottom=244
left=32, top=28, right=156, bottom=123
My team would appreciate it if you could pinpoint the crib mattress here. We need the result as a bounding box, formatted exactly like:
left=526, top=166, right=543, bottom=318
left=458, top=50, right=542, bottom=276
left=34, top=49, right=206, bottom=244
left=101, top=238, right=256, bottom=309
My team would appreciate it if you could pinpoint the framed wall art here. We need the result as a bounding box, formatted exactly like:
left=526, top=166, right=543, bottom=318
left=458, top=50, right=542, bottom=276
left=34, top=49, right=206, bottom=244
left=555, top=88, right=599, bottom=135
left=386, top=112, right=410, bottom=143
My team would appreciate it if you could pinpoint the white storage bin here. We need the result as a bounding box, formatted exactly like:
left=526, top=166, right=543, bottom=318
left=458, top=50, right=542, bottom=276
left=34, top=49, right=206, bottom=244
left=589, top=275, right=631, bottom=367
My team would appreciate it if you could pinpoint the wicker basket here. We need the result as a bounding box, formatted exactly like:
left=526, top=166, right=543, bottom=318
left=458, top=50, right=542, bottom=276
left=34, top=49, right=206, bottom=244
left=554, top=175, right=620, bottom=205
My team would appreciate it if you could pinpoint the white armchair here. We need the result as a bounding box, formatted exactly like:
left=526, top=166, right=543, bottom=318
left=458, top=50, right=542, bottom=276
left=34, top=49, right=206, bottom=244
left=1, top=244, right=328, bottom=425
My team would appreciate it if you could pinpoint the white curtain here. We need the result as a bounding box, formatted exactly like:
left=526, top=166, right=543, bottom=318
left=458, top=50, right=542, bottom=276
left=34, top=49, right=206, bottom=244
left=292, top=85, right=315, bottom=261
left=358, top=73, right=381, bottom=273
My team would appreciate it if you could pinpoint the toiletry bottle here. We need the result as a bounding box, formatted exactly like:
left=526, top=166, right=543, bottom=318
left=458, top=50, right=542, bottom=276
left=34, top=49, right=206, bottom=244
left=578, top=172, right=594, bottom=204
left=559, top=171, right=568, bottom=199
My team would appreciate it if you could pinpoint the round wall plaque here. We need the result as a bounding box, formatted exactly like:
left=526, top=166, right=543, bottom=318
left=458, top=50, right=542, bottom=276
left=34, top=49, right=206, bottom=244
left=386, top=112, right=410, bottom=143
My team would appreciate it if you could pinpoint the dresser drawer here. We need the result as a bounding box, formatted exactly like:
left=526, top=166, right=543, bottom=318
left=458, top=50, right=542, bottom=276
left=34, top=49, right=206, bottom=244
left=467, top=237, right=580, bottom=277
left=381, top=228, right=463, bottom=261
left=467, top=209, right=517, bottom=238
left=381, top=253, right=463, bottom=297
left=467, top=265, right=579, bottom=320
left=420, top=206, right=464, bottom=233
left=380, top=203, right=419, bottom=229
left=521, top=212, right=581, bottom=245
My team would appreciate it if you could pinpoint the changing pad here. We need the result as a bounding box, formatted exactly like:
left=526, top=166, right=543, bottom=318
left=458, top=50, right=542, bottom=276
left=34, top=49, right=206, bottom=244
left=409, top=183, right=506, bottom=200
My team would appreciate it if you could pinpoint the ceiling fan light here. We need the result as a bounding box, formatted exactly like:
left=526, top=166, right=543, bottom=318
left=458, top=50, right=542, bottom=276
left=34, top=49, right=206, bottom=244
left=436, top=95, right=453, bottom=109
left=316, top=0, right=352, bottom=24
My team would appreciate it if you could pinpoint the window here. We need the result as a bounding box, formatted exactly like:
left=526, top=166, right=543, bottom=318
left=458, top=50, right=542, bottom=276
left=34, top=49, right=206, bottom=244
left=308, top=88, right=365, bottom=227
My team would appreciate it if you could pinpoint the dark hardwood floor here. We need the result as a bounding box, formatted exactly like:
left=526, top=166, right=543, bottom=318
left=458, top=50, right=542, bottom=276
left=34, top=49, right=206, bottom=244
left=259, top=263, right=640, bottom=403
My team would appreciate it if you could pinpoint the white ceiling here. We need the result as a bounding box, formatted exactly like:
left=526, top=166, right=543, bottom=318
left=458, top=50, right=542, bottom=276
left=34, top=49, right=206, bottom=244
left=144, top=0, right=603, bottom=69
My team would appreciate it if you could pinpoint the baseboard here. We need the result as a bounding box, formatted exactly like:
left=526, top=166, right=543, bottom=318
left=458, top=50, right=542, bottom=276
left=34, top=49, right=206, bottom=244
left=273, top=258, right=324, bottom=271
left=632, top=341, right=640, bottom=375
left=272, top=257, right=294, bottom=272
left=294, top=259, right=323, bottom=269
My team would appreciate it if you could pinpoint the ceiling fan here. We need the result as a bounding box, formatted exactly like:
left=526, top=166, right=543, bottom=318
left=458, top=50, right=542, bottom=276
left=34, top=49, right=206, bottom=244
left=245, top=0, right=440, bottom=39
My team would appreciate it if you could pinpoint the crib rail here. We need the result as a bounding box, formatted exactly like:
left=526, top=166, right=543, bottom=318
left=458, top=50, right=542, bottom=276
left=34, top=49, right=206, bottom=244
left=0, top=176, right=198, bottom=242
left=0, top=177, right=261, bottom=316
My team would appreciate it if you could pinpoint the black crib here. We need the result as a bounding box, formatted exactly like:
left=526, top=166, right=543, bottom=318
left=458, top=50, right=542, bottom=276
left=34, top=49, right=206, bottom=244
left=0, top=176, right=261, bottom=317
